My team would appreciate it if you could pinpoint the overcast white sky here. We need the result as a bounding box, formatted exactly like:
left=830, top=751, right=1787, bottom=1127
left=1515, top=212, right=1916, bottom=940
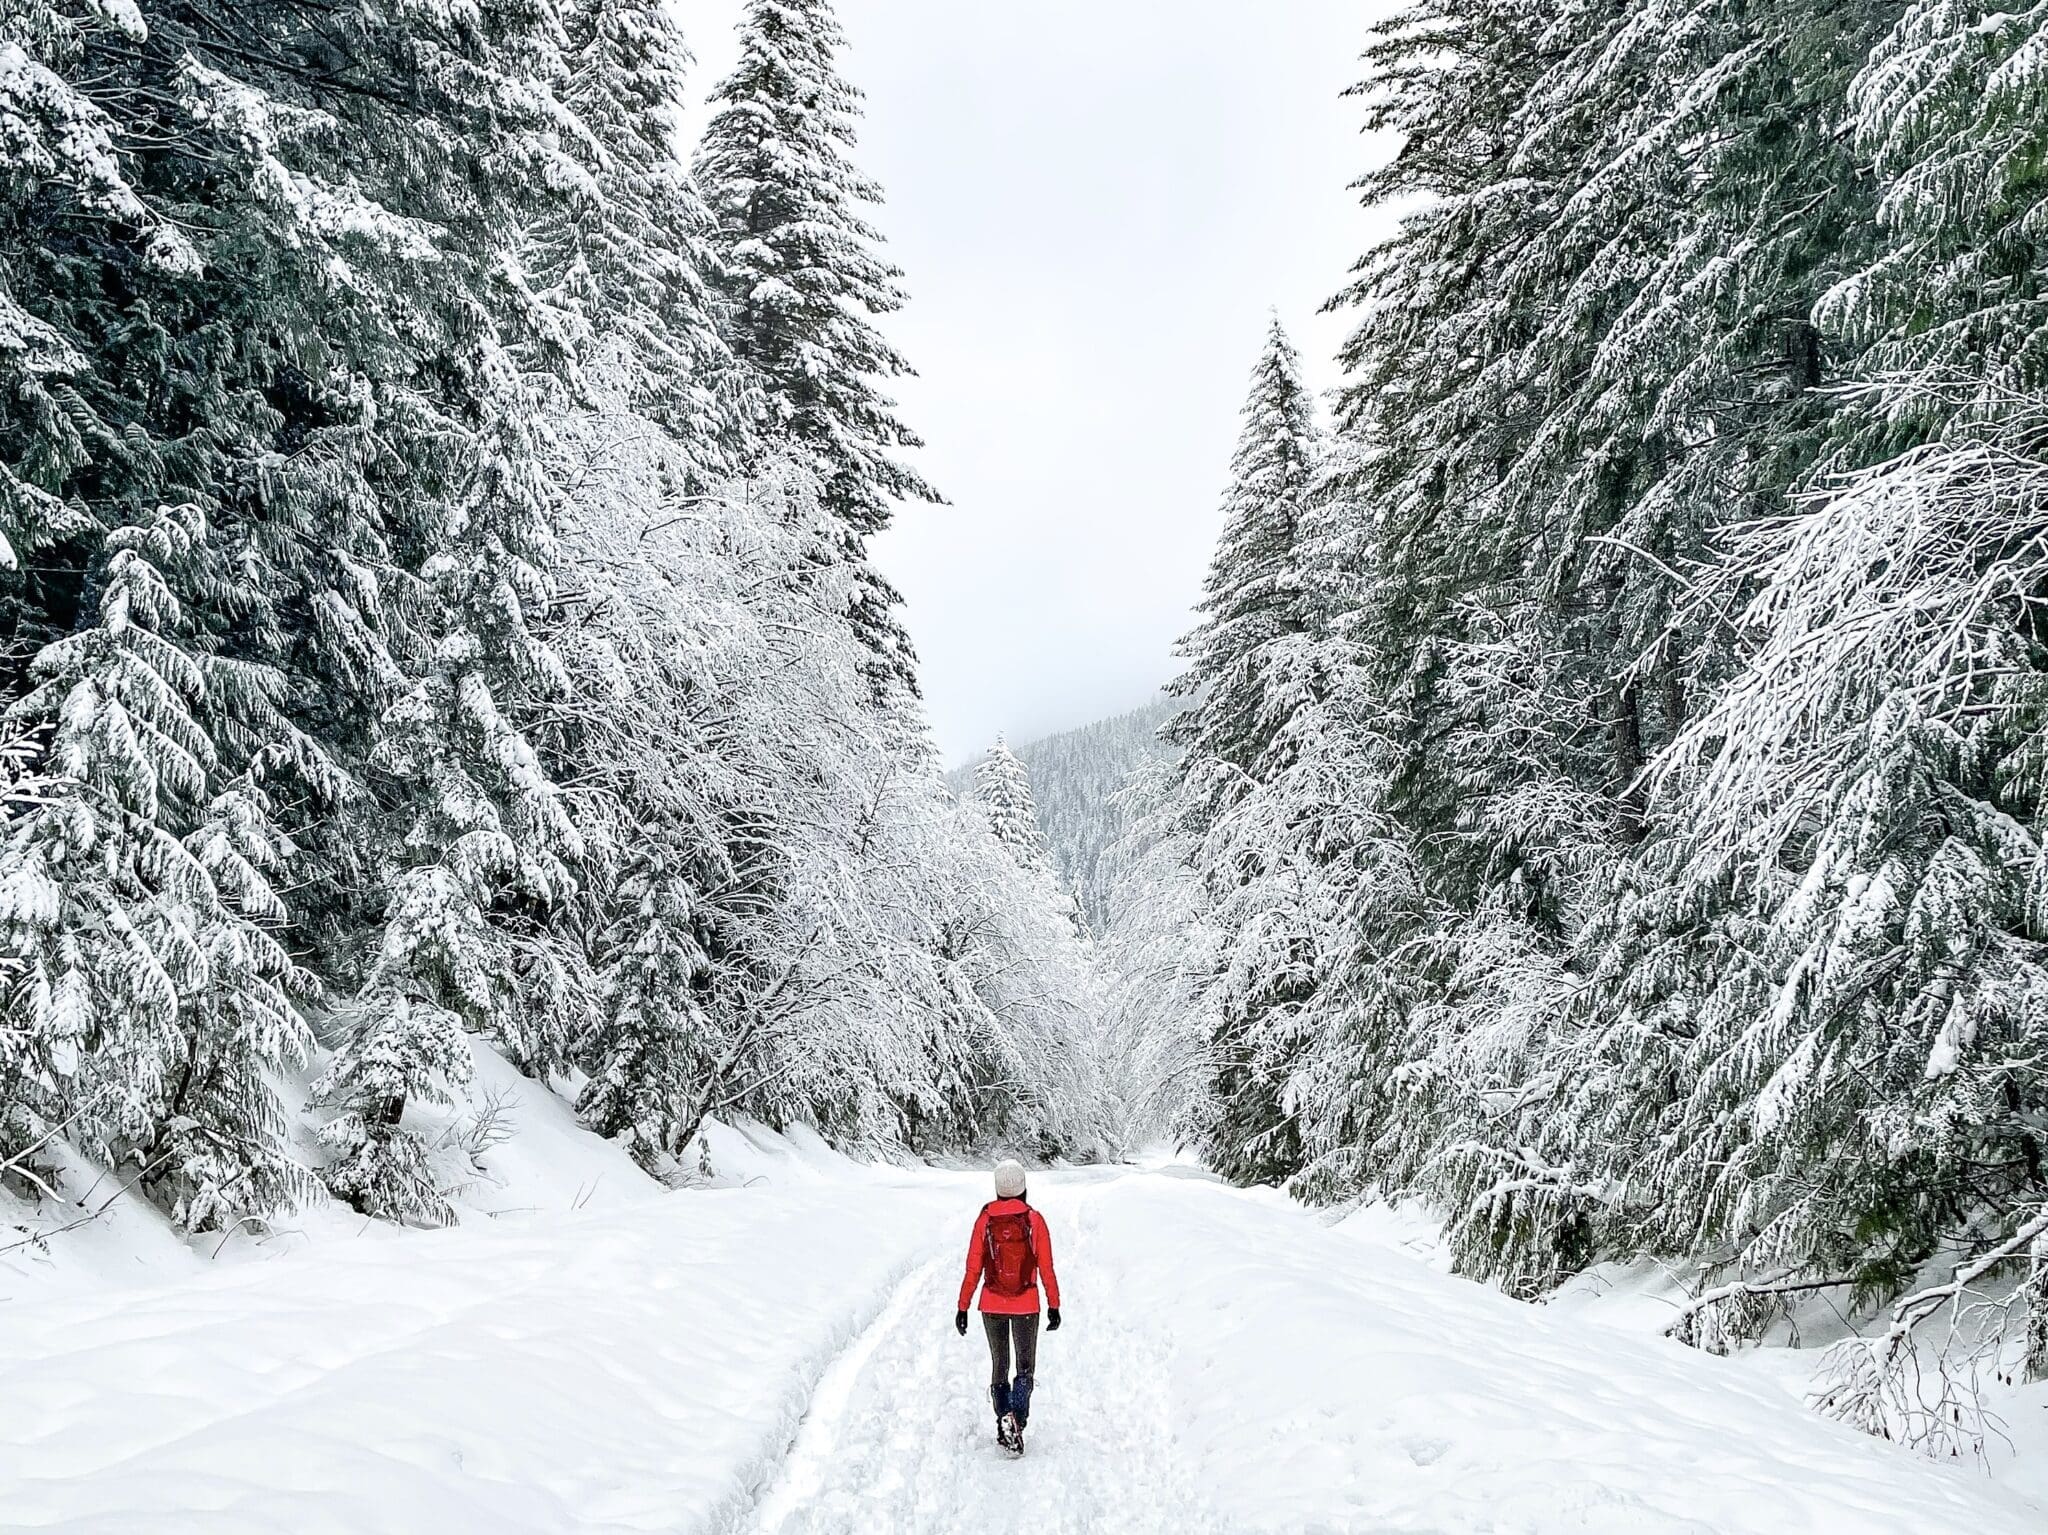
left=682, top=2, right=1400, bottom=765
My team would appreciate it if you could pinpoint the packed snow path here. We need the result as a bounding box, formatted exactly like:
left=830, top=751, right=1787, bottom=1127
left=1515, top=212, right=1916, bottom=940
left=747, top=1175, right=1225, bottom=1535
left=1, top=1163, right=2040, bottom=1534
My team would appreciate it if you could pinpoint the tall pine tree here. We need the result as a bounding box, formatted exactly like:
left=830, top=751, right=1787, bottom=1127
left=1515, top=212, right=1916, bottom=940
left=1164, top=318, right=1323, bottom=1183
left=971, top=735, right=1053, bottom=875
left=693, top=0, right=938, bottom=699
left=537, top=0, right=747, bottom=474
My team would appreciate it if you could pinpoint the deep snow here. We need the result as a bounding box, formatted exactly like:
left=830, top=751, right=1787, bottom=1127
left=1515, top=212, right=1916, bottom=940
left=4, top=1142, right=2043, bottom=1534
left=0, top=1176, right=967, bottom=1533
left=1334, top=1193, right=2048, bottom=1513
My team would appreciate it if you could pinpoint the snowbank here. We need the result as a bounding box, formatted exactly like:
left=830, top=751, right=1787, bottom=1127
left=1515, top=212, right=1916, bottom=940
left=1085, top=1176, right=2042, bottom=1534
left=1333, top=1190, right=2048, bottom=1512
left=0, top=1036, right=901, bottom=1306
left=0, top=1045, right=977, bottom=1534
left=1, top=1042, right=664, bottom=1303
left=0, top=1181, right=960, bottom=1534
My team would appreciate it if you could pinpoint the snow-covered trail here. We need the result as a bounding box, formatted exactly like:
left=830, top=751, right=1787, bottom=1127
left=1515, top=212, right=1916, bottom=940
left=746, top=1175, right=1225, bottom=1535
left=1, top=1161, right=2042, bottom=1534
left=744, top=1169, right=2043, bottom=1535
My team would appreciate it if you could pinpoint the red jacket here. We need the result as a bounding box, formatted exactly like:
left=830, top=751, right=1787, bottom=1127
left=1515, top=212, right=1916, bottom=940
left=958, top=1198, right=1060, bottom=1315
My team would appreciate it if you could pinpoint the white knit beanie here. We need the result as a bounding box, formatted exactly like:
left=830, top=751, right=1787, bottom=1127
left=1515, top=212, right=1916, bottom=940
left=993, top=1159, right=1027, bottom=1199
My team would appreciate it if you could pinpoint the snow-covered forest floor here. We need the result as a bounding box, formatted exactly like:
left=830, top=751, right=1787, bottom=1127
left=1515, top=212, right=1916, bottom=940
left=4, top=1108, right=2042, bottom=1534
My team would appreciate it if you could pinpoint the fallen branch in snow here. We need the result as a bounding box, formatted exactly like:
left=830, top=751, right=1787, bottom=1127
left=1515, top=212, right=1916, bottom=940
left=1662, top=1271, right=1856, bottom=1353
left=209, top=1214, right=270, bottom=1260
left=0, top=1145, right=182, bottom=1262
left=1810, top=1206, right=2048, bottom=1459
left=0, top=1108, right=91, bottom=1205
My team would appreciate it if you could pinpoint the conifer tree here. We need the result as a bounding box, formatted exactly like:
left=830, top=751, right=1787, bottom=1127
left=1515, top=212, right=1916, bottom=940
left=1330, top=0, right=1890, bottom=917
left=577, top=835, right=718, bottom=1161
left=0, top=0, right=427, bottom=1226
left=538, top=0, right=747, bottom=473
left=1165, top=317, right=1320, bottom=815
left=972, top=735, right=1052, bottom=875
left=1162, top=318, right=1323, bottom=1183
left=1503, top=0, right=2048, bottom=1348
left=234, top=0, right=600, bottom=1220
left=1570, top=0, right=2048, bottom=1373
left=0, top=500, right=316, bottom=1229
left=0, top=0, right=612, bottom=1228
left=693, top=0, right=938, bottom=696
left=1822, top=0, right=2048, bottom=439
left=1278, top=0, right=1910, bottom=1287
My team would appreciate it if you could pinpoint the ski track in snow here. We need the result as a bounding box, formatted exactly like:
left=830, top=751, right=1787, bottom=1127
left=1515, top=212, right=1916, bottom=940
left=744, top=1258, right=945, bottom=1530
left=746, top=1181, right=1226, bottom=1535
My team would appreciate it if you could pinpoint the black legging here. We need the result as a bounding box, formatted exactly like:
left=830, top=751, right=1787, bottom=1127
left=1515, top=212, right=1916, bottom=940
left=982, top=1311, right=1039, bottom=1389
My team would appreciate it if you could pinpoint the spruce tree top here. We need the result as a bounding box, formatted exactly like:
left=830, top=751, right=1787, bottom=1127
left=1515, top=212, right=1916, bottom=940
left=974, top=734, right=1052, bottom=873
left=544, top=0, right=736, bottom=466
left=694, top=0, right=937, bottom=537
left=1166, top=316, right=1320, bottom=784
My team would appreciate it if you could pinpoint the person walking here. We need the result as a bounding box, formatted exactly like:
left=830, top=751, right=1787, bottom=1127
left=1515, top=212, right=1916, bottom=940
left=955, top=1158, right=1061, bottom=1454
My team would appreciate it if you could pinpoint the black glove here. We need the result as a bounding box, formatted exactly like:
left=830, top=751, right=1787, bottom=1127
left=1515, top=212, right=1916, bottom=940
left=955, top=1310, right=969, bottom=1335
left=1046, top=1307, right=1061, bottom=1332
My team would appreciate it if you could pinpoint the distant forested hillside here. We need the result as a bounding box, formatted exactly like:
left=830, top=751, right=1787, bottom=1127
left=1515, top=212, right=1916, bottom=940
left=951, top=698, right=1181, bottom=933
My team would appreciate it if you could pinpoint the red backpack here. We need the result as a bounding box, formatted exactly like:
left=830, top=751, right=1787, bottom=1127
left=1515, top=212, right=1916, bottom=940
left=983, top=1201, right=1038, bottom=1296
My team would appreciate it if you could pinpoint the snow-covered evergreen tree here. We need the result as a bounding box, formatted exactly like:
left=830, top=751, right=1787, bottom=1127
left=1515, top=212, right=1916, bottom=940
left=951, top=698, right=1182, bottom=933
left=971, top=735, right=1053, bottom=875
left=1559, top=0, right=2048, bottom=1371
left=536, top=0, right=747, bottom=472
left=1822, top=0, right=2048, bottom=446
left=316, top=411, right=586, bottom=1221
left=1165, top=318, right=1319, bottom=816
left=1608, top=408, right=2048, bottom=1418
left=693, top=0, right=938, bottom=697
left=1242, top=0, right=1913, bottom=1290
left=1159, top=317, right=1325, bottom=1183
left=0, top=499, right=317, bottom=1229
left=275, top=0, right=604, bottom=1224
left=0, top=0, right=460, bottom=1228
